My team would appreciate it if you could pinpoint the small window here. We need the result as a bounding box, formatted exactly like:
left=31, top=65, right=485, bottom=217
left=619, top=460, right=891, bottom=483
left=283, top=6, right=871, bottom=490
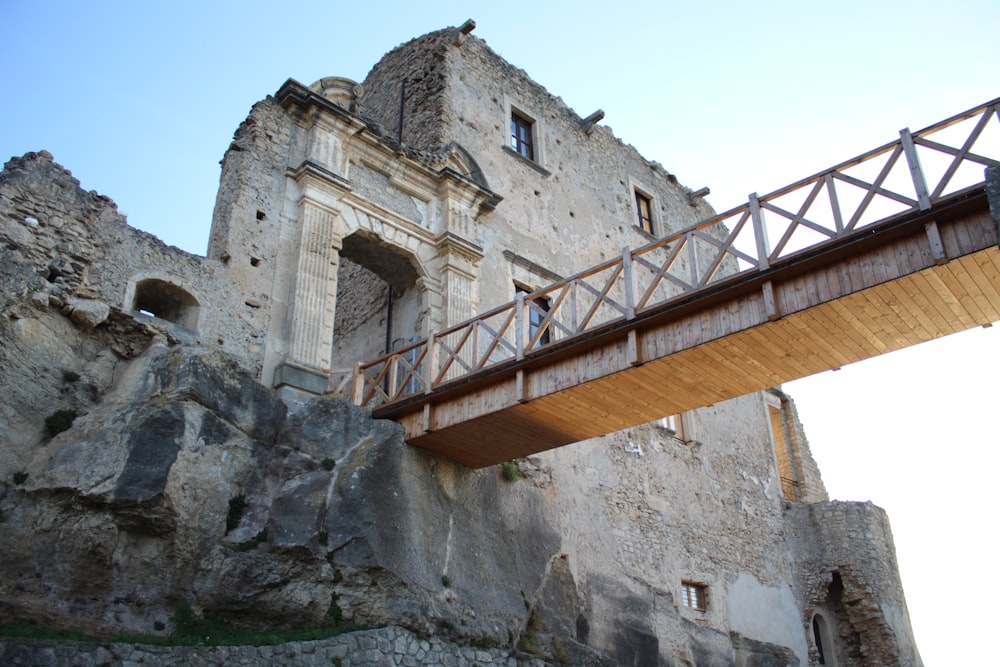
left=511, top=111, right=535, bottom=161
left=636, top=191, right=654, bottom=234
left=681, top=581, right=706, bottom=611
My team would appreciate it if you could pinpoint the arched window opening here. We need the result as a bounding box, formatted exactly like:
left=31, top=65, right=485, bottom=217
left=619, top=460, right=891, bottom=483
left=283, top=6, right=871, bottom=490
left=132, top=279, right=200, bottom=330
left=813, top=614, right=833, bottom=665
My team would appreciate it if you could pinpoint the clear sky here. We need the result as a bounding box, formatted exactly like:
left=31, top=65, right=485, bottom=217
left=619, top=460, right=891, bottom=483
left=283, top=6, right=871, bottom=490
left=3, top=1, right=998, bottom=663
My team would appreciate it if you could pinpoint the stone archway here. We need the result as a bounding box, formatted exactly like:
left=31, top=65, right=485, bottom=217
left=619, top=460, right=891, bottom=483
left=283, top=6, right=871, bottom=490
left=331, top=230, right=426, bottom=369
left=125, top=274, right=202, bottom=331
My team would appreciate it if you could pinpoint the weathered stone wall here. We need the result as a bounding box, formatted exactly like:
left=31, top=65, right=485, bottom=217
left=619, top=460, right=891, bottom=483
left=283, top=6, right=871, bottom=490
left=0, top=626, right=550, bottom=667
left=784, top=502, right=923, bottom=667
left=0, top=152, right=273, bottom=379
left=360, top=29, right=454, bottom=151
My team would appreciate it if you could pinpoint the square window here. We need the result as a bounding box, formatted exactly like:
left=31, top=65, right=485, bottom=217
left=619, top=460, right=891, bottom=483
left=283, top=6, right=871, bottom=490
left=635, top=191, right=654, bottom=234
left=681, top=581, right=706, bottom=611
left=511, top=111, right=535, bottom=161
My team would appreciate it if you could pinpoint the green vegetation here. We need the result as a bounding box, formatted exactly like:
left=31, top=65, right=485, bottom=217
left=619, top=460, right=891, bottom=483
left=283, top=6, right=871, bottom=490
left=518, top=610, right=545, bottom=656
left=441, top=575, right=452, bottom=588
left=552, top=636, right=571, bottom=665
left=470, top=635, right=502, bottom=650
left=12, top=471, right=28, bottom=485
left=501, top=461, right=521, bottom=482
left=322, top=457, right=336, bottom=470
left=62, top=371, right=80, bottom=383
left=0, top=601, right=369, bottom=648
left=226, top=495, right=246, bottom=534
left=43, top=409, right=77, bottom=441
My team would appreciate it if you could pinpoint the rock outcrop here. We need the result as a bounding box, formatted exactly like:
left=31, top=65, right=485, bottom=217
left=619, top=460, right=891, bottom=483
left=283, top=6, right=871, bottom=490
left=0, top=294, right=596, bottom=660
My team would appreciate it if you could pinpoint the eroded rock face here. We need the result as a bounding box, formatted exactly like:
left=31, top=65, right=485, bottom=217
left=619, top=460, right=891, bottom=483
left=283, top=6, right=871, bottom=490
left=0, top=305, right=570, bottom=653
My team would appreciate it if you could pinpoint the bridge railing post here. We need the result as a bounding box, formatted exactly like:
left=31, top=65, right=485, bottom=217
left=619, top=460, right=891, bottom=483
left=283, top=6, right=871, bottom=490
left=426, top=332, right=438, bottom=394
left=900, top=127, right=932, bottom=211
left=749, top=192, right=770, bottom=270
left=515, top=292, right=525, bottom=361
left=351, top=361, right=364, bottom=406
left=622, top=248, right=635, bottom=320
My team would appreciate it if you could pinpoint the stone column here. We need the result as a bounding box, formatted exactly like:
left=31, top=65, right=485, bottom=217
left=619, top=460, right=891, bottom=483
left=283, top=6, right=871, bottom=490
left=275, top=199, right=342, bottom=393
left=435, top=232, right=483, bottom=327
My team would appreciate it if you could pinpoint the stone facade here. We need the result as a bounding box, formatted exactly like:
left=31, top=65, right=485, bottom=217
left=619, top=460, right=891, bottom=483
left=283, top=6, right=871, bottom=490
left=0, top=24, right=923, bottom=667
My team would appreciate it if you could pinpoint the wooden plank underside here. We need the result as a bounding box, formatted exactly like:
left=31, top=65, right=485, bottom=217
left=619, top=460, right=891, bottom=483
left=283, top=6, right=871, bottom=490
left=396, top=213, right=1000, bottom=467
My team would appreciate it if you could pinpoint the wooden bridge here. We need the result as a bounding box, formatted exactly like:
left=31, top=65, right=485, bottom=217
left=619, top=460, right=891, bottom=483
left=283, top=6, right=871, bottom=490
left=339, top=98, right=1000, bottom=468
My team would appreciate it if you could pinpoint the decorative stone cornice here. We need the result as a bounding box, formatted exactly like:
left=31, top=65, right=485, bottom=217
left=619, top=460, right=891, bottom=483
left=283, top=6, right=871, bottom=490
left=435, top=231, right=484, bottom=264
left=502, top=250, right=563, bottom=285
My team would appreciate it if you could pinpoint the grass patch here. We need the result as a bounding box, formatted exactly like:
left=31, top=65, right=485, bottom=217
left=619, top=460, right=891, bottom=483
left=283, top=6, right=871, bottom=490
left=226, top=495, right=246, bottom=534
left=470, top=635, right=502, bottom=650
left=0, top=601, right=376, bottom=650
left=441, top=575, right=452, bottom=588
left=322, top=458, right=336, bottom=471
left=501, top=461, right=521, bottom=482
left=43, top=409, right=77, bottom=441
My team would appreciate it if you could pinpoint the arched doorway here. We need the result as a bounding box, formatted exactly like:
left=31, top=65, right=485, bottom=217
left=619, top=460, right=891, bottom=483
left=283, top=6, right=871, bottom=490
left=331, top=230, right=425, bottom=369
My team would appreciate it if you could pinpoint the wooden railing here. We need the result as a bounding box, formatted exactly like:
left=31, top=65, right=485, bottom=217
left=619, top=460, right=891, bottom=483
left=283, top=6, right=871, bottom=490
left=342, top=97, right=1000, bottom=408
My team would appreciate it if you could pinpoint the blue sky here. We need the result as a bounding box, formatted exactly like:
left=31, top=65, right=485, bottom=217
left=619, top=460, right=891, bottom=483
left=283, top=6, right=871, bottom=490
left=3, top=1, right=999, bottom=663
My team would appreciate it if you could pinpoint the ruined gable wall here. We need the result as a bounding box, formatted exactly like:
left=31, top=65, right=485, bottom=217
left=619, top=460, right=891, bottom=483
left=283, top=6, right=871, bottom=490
left=359, top=29, right=454, bottom=151
left=209, top=96, right=300, bottom=378
left=0, top=151, right=282, bottom=379
left=1, top=152, right=210, bottom=313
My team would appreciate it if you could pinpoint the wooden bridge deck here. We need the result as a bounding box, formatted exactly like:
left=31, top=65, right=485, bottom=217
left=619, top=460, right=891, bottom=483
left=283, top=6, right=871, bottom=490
left=346, top=98, right=1000, bottom=467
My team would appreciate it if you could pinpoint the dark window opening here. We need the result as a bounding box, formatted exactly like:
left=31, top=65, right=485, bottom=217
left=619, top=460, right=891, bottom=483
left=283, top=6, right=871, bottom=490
left=813, top=616, right=827, bottom=664
left=132, top=279, right=200, bottom=330
left=636, top=191, right=653, bottom=234
left=511, top=111, right=535, bottom=161
left=517, top=285, right=550, bottom=348
left=256, top=210, right=266, bottom=220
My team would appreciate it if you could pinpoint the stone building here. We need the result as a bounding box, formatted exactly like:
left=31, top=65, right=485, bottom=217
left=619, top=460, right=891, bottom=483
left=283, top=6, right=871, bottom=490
left=0, top=24, right=921, bottom=666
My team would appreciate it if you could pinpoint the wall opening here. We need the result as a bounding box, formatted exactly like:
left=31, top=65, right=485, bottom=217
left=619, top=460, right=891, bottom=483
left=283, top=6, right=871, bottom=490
left=812, top=613, right=834, bottom=665
left=132, top=279, right=200, bottom=330
left=766, top=391, right=804, bottom=501
left=331, top=231, right=422, bottom=370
